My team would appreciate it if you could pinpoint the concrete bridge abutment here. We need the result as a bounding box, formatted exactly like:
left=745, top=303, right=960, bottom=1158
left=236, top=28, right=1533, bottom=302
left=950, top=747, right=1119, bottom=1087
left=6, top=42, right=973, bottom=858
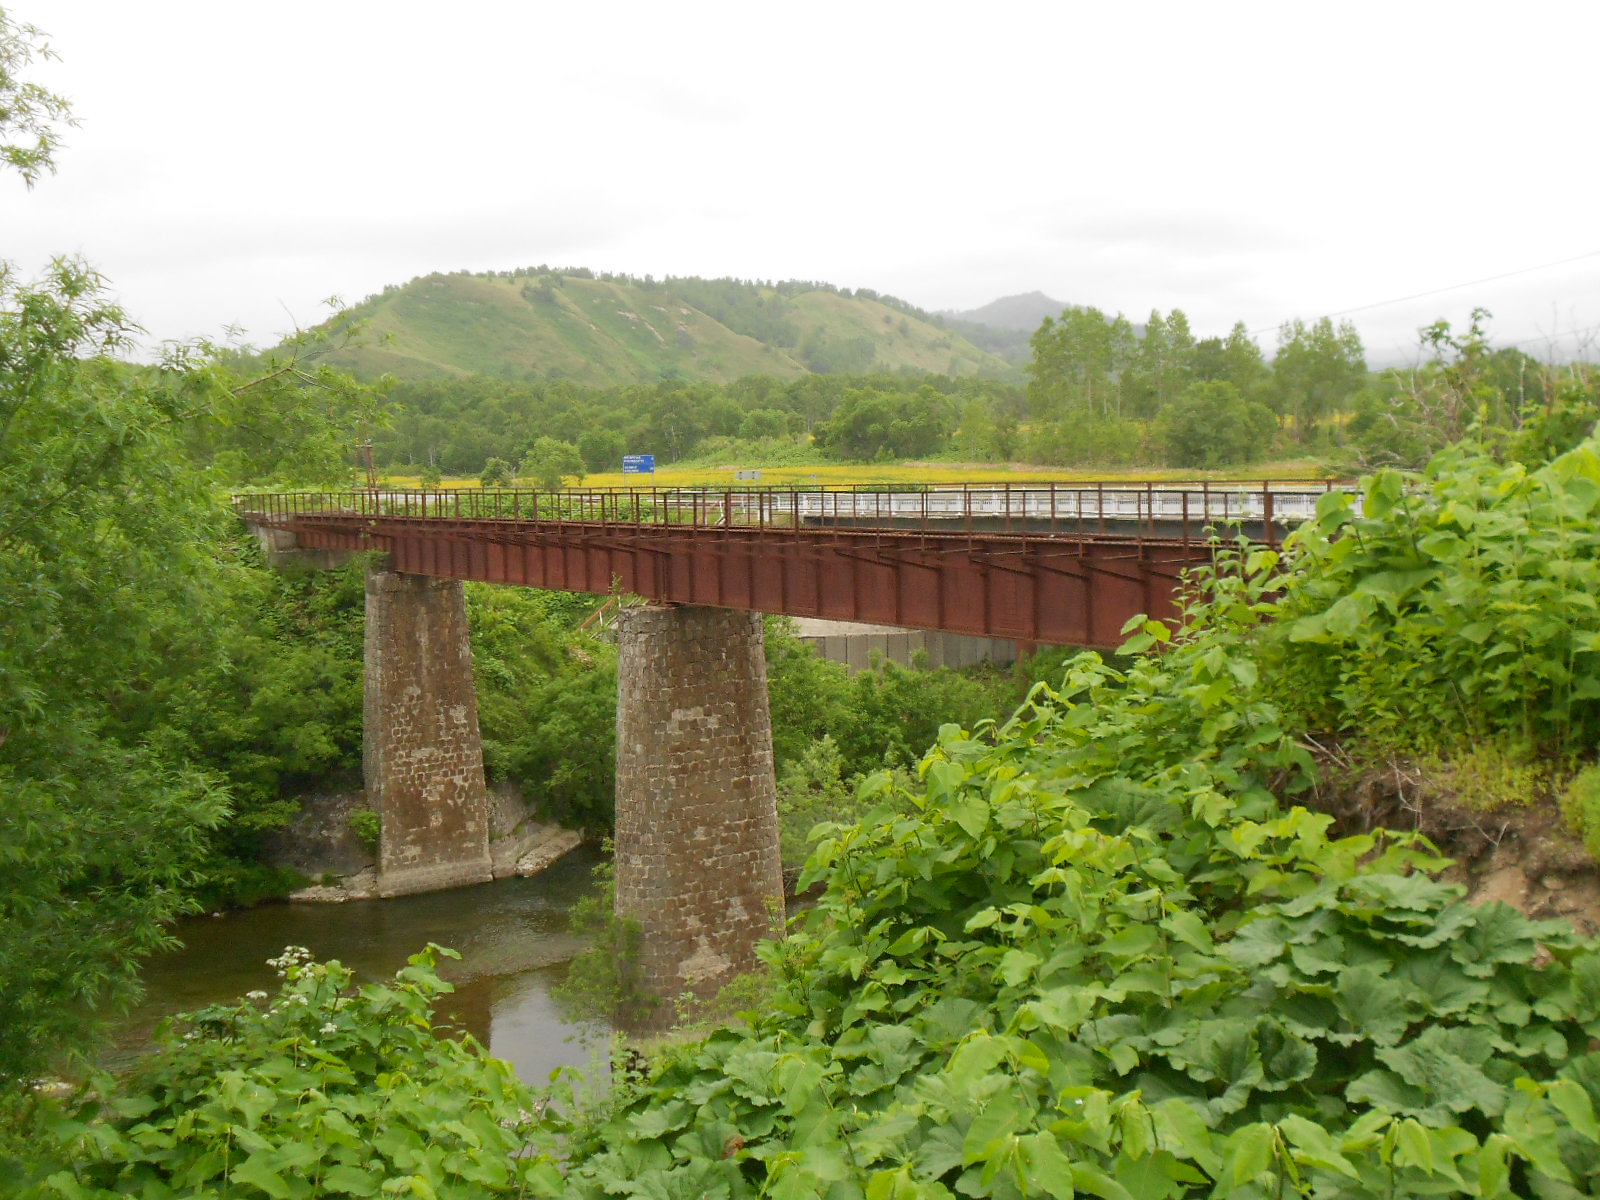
left=363, top=566, right=493, bottom=897
left=614, top=605, right=784, bottom=1017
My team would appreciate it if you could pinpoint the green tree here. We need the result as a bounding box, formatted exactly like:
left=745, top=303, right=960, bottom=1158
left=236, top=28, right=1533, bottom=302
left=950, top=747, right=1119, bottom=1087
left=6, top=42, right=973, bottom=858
left=1193, top=320, right=1271, bottom=403
left=953, top=396, right=1016, bottom=461
left=518, top=436, right=585, bottom=489
left=0, top=27, right=383, bottom=1087
left=1121, top=308, right=1196, bottom=418
left=1026, top=306, right=1133, bottom=419
left=813, top=386, right=954, bottom=460
left=0, top=6, right=73, bottom=185
left=502, top=659, right=618, bottom=833
left=0, top=261, right=231, bottom=1086
left=1272, top=315, right=1367, bottom=440
left=1023, top=415, right=1144, bottom=467
left=187, top=321, right=388, bottom=486
left=1155, top=379, right=1278, bottom=468
left=798, top=329, right=875, bottom=374
left=1221, top=320, right=1271, bottom=397
left=139, top=550, right=367, bottom=885
left=577, top=426, right=625, bottom=472
left=736, top=407, right=791, bottom=440
left=481, top=455, right=513, bottom=487
left=1344, top=312, right=1595, bottom=470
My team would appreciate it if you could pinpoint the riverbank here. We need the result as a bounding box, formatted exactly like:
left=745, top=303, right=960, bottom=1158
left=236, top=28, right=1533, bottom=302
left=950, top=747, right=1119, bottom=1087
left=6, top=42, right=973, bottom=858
left=111, top=846, right=609, bottom=1081
left=261, top=785, right=585, bottom=903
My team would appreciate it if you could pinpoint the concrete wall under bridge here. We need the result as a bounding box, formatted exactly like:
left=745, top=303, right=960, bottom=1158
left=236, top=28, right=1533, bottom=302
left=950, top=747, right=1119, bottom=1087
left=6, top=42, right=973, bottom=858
left=791, top=618, right=1019, bottom=673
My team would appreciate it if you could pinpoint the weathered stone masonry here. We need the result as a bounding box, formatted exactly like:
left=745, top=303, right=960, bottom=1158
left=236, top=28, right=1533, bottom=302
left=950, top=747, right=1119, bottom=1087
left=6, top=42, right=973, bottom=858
left=364, top=567, right=493, bottom=897
left=614, top=605, right=785, bottom=1010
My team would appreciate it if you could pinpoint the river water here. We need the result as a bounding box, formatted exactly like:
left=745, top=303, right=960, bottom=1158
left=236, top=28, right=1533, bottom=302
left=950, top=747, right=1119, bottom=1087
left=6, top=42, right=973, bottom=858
left=114, top=846, right=608, bottom=1085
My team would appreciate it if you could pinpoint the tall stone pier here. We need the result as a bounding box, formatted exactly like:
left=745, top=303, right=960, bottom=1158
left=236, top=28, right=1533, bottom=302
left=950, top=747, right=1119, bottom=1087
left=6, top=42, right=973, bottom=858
left=614, top=605, right=784, bottom=1017
left=364, top=568, right=493, bottom=898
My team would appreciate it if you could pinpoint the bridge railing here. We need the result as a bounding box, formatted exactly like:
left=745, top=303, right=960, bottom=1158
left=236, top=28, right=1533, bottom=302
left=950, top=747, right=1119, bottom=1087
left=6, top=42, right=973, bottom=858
left=233, top=479, right=1351, bottom=547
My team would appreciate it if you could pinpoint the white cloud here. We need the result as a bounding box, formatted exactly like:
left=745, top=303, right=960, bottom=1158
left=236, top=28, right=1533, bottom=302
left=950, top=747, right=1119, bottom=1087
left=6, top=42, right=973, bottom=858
left=3, top=0, right=1594, bottom=362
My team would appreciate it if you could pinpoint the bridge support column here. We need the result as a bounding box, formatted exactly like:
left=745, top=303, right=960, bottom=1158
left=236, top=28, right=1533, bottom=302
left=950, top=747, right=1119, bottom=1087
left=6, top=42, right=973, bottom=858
left=614, top=605, right=784, bottom=1021
left=364, top=567, right=493, bottom=898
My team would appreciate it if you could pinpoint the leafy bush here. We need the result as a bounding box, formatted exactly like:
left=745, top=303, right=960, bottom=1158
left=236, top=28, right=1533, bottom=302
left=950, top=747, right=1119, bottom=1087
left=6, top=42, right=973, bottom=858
left=16, top=946, right=562, bottom=1198
left=348, top=808, right=381, bottom=853
left=500, top=658, right=619, bottom=834
left=480, top=455, right=512, bottom=486
left=1155, top=380, right=1277, bottom=468
left=668, top=434, right=826, bottom=469
left=813, top=385, right=956, bottom=460
left=774, top=734, right=882, bottom=870
left=518, top=436, right=585, bottom=490
left=551, top=855, right=658, bottom=1029
left=533, top=480, right=1600, bottom=1194
left=548, top=655, right=1600, bottom=1198
left=1023, top=415, right=1146, bottom=467
left=1561, top=765, right=1600, bottom=862
left=1258, top=436, right=1600, bottom=761
left=143, top=548, right=367, bottom=820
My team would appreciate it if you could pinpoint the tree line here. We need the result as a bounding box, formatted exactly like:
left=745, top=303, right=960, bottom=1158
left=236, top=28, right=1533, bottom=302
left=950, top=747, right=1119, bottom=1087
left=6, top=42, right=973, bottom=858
left=376, top=305, right=1596, bottom=482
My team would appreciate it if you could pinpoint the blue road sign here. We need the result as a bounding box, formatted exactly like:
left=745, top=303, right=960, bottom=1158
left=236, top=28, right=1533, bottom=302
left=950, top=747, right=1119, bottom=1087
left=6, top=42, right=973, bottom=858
left=623, top=455, right=655, bottom=474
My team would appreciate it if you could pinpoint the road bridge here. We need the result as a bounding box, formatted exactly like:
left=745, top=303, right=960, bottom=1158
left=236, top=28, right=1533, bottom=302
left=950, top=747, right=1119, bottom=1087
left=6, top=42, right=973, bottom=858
left=237, top=480, right=1344, bottom=1020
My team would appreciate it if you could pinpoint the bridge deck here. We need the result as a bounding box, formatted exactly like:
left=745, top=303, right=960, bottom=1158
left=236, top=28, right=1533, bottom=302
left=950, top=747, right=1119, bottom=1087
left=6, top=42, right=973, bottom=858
left=237, top=481, right=1346, bottom=648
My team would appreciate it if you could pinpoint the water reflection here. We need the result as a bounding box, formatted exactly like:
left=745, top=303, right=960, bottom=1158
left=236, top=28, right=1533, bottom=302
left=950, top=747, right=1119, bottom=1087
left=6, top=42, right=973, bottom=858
left=113, top=846, right=608, bottom=1081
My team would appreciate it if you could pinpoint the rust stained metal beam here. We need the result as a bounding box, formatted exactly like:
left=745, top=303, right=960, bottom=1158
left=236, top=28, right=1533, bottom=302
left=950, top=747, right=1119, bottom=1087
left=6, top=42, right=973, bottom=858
left=256, top=512, right=1222, bottom=649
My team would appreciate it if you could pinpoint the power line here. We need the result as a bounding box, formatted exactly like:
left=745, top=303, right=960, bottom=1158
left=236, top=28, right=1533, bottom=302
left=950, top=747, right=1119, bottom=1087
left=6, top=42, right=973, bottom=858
left=1250, top=248, right=1600, bottom=337
left=1502, top=322, right=1600, bottom=353
left=1368, top=322, right=1600, bottom=368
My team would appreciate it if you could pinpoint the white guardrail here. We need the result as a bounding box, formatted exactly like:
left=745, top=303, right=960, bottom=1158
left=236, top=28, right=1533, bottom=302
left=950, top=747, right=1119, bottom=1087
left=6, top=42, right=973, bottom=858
left=773, top=486, right=1346, bottom=525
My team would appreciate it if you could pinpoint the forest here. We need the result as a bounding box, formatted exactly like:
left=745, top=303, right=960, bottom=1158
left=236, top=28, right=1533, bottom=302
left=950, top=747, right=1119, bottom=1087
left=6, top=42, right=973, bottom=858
left=9, top=6, right=1600, bottom=1195
left=371, top=303, right=1587, bottom=483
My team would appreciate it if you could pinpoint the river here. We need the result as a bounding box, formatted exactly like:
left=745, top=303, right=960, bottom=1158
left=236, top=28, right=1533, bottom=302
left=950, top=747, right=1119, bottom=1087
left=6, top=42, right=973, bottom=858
left=113, top=846, right=608, bottom=1085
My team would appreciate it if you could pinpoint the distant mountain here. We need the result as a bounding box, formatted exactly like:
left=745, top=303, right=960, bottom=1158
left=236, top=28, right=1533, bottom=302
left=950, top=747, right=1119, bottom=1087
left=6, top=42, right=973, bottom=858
left=942, top=291, right=1069, bottom=333
left=931, top=291, right=1070, bottom=365
left=318, top=269, right=1018, bottom=386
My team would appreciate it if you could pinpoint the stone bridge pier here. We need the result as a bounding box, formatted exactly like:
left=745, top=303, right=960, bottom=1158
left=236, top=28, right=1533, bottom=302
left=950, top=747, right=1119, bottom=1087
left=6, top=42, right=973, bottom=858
left=613, top=605, right=785, bottom=1018
left=364, top=567, right=493, bottom=897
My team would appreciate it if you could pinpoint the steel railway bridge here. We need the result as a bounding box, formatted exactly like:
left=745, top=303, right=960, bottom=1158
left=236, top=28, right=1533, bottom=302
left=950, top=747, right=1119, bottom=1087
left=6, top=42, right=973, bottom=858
left=237, top=479, right=1342, bottom=650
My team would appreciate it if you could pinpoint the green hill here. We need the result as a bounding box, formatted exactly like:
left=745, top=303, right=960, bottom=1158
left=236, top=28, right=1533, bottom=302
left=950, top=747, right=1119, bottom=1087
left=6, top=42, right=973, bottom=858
left=323, top=269, right=1017, bottom=386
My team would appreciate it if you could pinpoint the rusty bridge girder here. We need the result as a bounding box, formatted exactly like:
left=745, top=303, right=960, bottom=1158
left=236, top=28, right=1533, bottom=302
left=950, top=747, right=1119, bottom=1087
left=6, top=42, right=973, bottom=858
left=238, top=482, right=1348, bottom=648
left=256, top=514, right=1210, bottom=649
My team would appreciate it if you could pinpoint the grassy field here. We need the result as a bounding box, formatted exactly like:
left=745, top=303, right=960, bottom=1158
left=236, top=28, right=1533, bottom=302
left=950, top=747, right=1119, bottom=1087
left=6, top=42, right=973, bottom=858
left=383, top=457, right=1341, bottom=490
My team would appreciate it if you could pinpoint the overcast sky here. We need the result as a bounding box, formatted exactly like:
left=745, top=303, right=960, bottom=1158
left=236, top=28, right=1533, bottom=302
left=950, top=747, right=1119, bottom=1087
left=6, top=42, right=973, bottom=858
left=5, top=0, right=1596, bottom=366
